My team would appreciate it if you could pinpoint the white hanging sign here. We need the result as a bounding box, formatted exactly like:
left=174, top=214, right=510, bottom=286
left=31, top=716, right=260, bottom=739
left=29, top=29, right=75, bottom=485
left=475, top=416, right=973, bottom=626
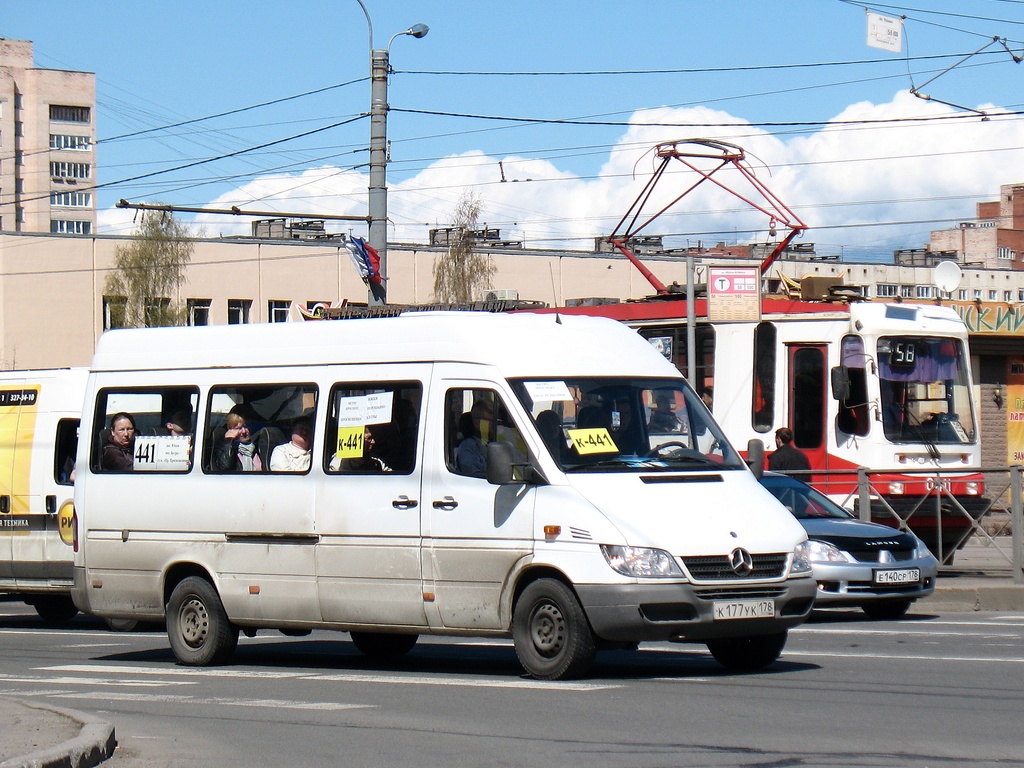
left=867, top=12, right=903, bottom=53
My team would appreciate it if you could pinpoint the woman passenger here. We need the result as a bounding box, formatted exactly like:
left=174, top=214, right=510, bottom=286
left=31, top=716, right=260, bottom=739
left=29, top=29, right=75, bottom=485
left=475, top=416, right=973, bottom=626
left=101, top=412, right=137, bottom=471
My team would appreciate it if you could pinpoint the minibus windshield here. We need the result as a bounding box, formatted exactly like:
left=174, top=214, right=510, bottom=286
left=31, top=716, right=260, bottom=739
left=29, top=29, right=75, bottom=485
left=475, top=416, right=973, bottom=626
left=510, top=377, right=743, bottom=472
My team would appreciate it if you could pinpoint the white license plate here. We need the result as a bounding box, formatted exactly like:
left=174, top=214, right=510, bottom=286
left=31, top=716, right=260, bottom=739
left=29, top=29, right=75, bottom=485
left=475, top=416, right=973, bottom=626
left=874, top=568, right=920, bottom=585
left=713, top=599, right=775, bottom=620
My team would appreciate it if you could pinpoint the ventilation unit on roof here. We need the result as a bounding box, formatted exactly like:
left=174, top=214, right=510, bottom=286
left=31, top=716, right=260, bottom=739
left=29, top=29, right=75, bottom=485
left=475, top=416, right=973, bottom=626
left=478, top=289, right=519, bottom=302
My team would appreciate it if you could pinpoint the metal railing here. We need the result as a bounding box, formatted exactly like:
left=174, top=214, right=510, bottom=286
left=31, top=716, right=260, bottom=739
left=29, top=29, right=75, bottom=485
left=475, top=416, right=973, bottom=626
left=787, top=466, right=1023, bottom=584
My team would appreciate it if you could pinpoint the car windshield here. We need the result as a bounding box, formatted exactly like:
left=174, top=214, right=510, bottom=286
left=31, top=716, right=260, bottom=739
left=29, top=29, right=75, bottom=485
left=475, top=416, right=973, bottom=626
left=758, top=474, right=854, bottom=520
left=509, top=377, right=743, bottom=473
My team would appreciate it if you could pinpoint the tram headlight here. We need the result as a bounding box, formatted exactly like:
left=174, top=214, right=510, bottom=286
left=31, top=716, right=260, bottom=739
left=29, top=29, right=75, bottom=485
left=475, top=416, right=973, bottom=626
left=888, top=482, right=905, bottom=495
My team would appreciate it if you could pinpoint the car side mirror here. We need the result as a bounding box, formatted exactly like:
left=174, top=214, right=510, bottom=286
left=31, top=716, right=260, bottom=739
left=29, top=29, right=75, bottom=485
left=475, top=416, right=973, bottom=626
left=830, top=366, right=851, bottom=401
left=486, top=442, right=516, bottom=485
left=746, top=439, right=764, bottom=479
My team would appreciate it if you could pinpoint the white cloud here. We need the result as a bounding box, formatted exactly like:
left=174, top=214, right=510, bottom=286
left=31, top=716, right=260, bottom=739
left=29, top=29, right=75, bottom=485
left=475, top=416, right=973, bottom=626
left=97, top=91, right=1024, bottom=260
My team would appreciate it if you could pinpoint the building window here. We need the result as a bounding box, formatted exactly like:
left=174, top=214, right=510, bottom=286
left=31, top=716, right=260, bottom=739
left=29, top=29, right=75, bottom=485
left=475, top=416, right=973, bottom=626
left=1019, top=289, right=1024, bottom=302
left=14, top=121, right=23, bottom=137
left=103, top=296, right=127, bottom=331
left=958, top=289, right=967, bottom=300
left=49, top=134, right=91, bottom=151
left=50, top=219, right=92, bottom=235
left=144, top=298, right=171, bottom=328
left=50, top=161, right=91, bottom=181
left=916, top=286, right=934, bottom=299
left=49, top=105, right=91, bottom=123
left=876, top=284, right=897, bottom=298
left=269, top=300, right=291, bottom=323
left=1004, top=290, right=1013, bottom=302
left=50, top=191, right=92, bottom=207
left=974, top=289, right=982, bottom=300
left=900, top=285, right=913, bottom=298
left=187, top=299, right=211, bottom=326
left=998, top=247, right=1015, bottom=260
left=15, top=207, right=24, bottom=223
left=988, top=290, right=997, bottom=301
left=227, top=299, right=251, bottom=325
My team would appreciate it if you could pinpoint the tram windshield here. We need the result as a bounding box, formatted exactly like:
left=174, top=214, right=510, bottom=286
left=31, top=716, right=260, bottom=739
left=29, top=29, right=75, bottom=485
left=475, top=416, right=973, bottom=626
left=509, top=377, right=744, bottom=472
left=877, top=336, right=976, bottom=445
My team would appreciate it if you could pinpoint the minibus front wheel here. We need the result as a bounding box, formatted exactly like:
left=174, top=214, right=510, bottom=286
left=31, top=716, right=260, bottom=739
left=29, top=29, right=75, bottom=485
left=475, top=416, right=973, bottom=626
left=512, top=578, right=597, bottom=681
left=167, top=576, right=239, bottom=666
left=706, top=630, right=787, bottom=670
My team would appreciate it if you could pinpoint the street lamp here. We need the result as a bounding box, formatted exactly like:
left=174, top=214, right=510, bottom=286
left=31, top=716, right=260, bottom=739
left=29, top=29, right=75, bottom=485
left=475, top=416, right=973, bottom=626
left=355, top=1, right=429, bottom=305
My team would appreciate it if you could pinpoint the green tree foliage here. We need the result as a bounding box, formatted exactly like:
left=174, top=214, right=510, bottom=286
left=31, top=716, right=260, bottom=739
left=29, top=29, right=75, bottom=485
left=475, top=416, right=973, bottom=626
left=432, top=192, right=496, bottom=303
left=104, top=211, right=193, bottom=328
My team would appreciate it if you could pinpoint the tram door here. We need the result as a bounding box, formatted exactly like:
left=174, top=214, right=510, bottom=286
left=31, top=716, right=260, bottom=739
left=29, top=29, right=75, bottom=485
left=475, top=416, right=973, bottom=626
left=786, top=344, right=829, bottom=487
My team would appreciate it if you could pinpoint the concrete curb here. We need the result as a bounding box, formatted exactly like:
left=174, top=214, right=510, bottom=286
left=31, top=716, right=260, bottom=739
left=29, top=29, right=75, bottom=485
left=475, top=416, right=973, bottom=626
left=0, top=701, right=115, bottom=768
left=924, top=583, right=1024, bottom=613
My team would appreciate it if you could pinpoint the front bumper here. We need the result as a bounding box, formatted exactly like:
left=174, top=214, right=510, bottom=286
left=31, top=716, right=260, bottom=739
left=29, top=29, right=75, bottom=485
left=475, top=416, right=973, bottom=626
left=575, top=576, right=817, bottom=643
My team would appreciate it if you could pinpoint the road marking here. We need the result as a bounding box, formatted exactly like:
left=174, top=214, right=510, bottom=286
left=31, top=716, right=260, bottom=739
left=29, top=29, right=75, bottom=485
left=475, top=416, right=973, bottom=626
left=0, top=673, right=192, bottom=687
left=783, top=650, right=1024, bottom=663
left=43, top=663, right=618, bottom=691
left=51, top=691, right=371, bottom=711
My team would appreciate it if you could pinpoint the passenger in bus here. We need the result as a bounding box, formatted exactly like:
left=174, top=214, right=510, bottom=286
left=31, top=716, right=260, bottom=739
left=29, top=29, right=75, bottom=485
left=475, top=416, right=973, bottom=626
left=647, top=391, right=680, bottom=433
left=164, top=408, right=192, bottom=437
left=101, top=412, right=137, bottom=471
left=768, top=427, right=810, bottom=472
left=213, top=413, right=262, bottom=472
left=269, top=416, right=313, bottom=472
left=330, top=425, right=392, bottom=473
left=456, top=400, right=494, bottom=477
left=536, top=409, right=565, bottom=459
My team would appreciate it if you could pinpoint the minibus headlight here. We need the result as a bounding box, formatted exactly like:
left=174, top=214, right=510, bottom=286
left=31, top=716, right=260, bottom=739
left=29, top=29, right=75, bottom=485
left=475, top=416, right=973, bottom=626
left=601, top=545, right=683, bottom=578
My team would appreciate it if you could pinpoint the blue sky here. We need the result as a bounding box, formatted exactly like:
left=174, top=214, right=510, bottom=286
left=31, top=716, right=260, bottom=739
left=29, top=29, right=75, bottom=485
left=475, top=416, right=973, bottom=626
left=5, top=0, right=1024, bottom=259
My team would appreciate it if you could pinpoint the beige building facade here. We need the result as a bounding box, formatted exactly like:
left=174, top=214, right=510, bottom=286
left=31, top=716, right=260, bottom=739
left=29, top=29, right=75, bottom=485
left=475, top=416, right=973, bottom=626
left=0, top=39, right=96, bottom=236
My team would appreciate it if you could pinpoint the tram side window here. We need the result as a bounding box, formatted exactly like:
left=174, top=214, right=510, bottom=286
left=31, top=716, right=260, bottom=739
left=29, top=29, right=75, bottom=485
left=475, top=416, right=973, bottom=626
left=641, top=325, right=716, bottom=396
left=752, top=322, right=776, bottom=433
left=324, top=382, right=421, bottom=475
left=91, top=387, right=198, bottom=473
left=204, top=384, right=318, bottom=474
left=836, top=335, right=869, bottom=437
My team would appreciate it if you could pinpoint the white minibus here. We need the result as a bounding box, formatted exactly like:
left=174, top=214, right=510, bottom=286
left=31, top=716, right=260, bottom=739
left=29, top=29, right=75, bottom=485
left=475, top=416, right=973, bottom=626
left=0, top=368, right=87, bottom=622
left=71, top=312, right=815, bottom=679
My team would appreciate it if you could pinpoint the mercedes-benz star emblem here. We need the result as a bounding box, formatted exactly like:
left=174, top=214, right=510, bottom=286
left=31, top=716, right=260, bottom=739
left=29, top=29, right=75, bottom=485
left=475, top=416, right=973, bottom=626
left=729, top=547, right=754, bottom=576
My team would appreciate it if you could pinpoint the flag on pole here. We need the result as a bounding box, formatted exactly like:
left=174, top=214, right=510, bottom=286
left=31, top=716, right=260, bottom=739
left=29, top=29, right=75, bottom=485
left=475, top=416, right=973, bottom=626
left=346, top=237, right=382, bottom=285
left=867, top=12, right=902, bottom=53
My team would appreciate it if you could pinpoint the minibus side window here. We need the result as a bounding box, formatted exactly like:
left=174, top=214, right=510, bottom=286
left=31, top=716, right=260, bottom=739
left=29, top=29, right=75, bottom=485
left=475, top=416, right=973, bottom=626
left=91, top=387, right=198, bottom=473
left=324, top=382, right=421, bottom=475
left=54, top=418, right=79, bottom=485
left=445, top=388, right=526, bottom=479
left=203, top=383, right=318, bottom=474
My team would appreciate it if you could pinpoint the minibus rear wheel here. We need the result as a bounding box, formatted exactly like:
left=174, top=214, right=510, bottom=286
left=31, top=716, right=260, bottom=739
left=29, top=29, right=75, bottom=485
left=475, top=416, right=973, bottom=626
left=706, top=630, right=787, bottom=670
left=167, top=576, right=239, bottom=666
left=512, top=578, right=596, bottom=680
left=29, top=595, right=78, bottom=624
left=349, top=632, right=418, bottom=658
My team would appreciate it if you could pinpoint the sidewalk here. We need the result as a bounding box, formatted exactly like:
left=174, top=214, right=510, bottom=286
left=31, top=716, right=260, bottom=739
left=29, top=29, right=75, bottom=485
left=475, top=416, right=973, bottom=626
left=0, top=541, right=1019, bottom=768
left=0, top=699, right=114, bottom=768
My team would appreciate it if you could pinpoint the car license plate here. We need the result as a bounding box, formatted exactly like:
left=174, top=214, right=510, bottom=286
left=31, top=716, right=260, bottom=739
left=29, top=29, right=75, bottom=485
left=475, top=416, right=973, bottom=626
left=713, top=599, right=775, bottom=620
left=874, top=568, right=920, bottom=585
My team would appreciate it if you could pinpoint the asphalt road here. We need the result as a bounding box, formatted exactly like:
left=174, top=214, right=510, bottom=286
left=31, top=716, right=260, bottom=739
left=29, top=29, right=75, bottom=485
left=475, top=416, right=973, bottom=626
left=0, top=602, right=1021, bottom=768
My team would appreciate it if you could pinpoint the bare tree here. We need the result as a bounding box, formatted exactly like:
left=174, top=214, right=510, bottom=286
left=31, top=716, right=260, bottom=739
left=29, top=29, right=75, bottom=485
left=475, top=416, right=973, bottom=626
left=432, top=192, right=496, bottom=303
left=104, top=211, right=193, bottom=328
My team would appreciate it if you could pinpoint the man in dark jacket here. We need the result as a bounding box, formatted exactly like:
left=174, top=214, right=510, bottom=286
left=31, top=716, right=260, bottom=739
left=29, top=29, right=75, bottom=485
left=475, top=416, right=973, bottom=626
left=768, top=427, right=810, bottom=471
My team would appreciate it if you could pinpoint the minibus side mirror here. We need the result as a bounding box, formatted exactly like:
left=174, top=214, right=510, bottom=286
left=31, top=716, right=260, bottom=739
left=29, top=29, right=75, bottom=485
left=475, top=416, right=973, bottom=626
left=746, top=439, right=764, bottom=479
left=486, top=442, right=516, bottom=485
left=830, top=366, right=851, bottom=401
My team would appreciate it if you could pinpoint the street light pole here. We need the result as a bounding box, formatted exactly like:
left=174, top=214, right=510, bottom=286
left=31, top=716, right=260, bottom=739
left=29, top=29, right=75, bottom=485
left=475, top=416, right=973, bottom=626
left=355, top=1, right=427, bottom=305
